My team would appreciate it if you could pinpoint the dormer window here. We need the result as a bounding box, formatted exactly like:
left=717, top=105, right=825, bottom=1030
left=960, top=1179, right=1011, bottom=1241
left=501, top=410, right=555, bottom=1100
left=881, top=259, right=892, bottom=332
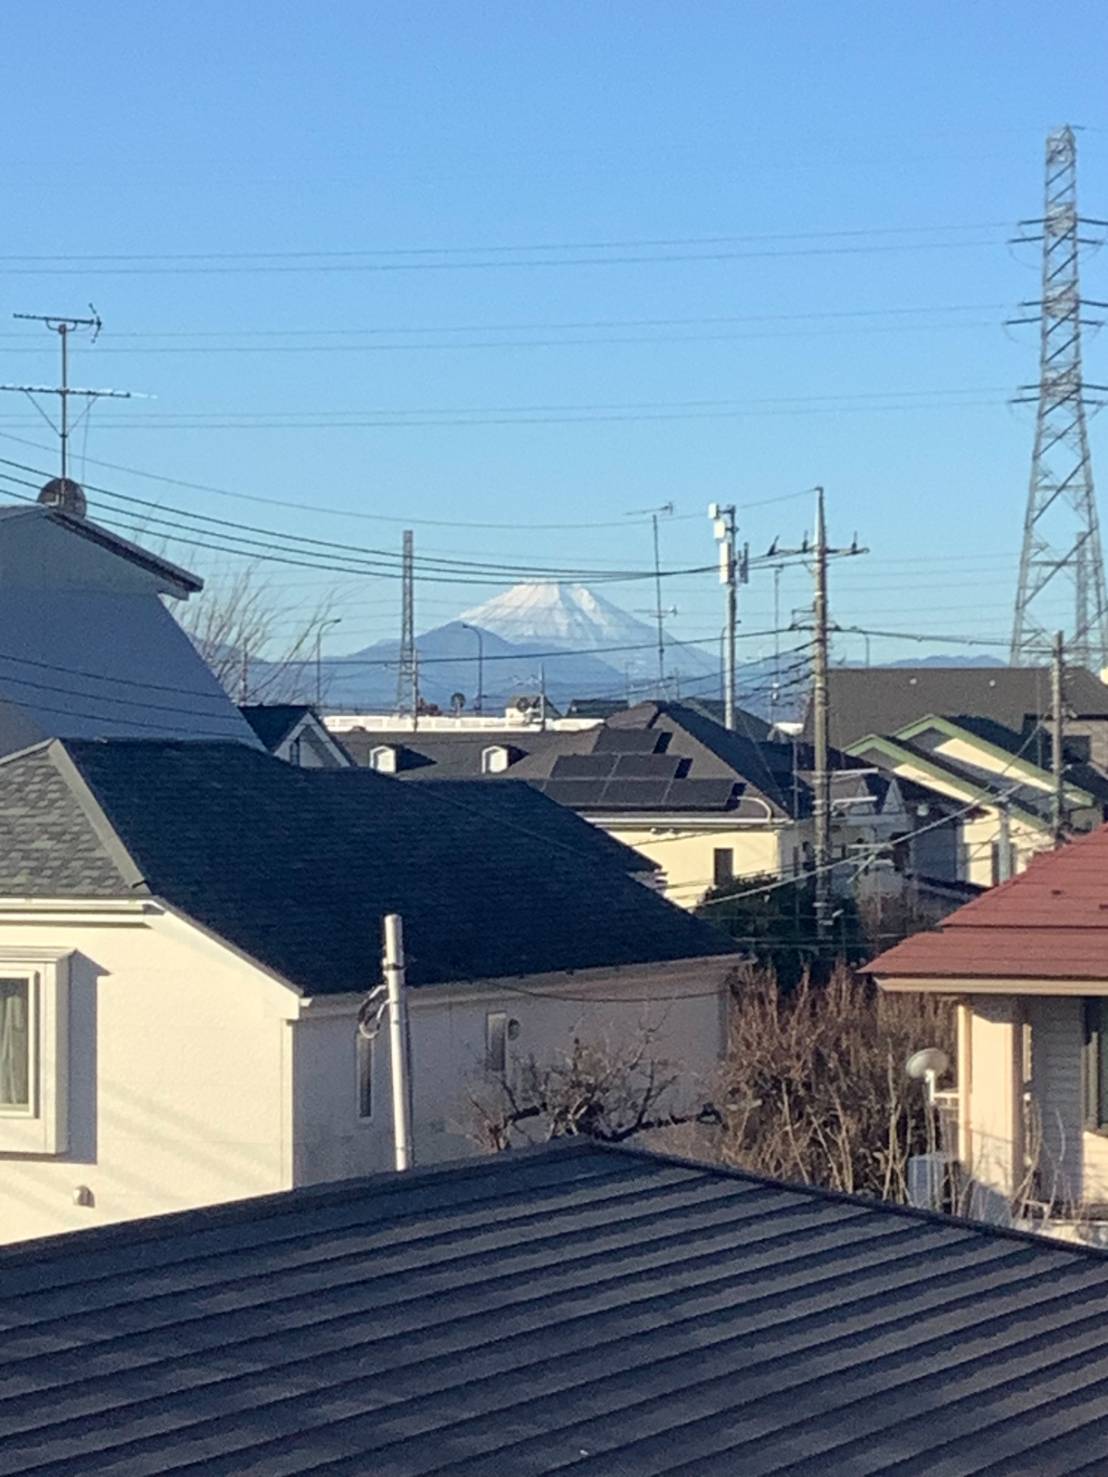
left=481, top=745, right=511, bottom=775
left=370, top=746, right=398, bottom=775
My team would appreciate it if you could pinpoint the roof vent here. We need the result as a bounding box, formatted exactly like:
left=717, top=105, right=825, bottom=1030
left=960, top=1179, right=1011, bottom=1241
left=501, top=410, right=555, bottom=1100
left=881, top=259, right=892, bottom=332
left=38, top=477, right=87, bottom=519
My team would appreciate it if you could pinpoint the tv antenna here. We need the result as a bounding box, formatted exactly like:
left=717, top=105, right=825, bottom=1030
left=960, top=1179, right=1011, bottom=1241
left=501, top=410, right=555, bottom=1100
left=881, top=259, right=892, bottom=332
left=0, top=308, right=135, bottom=493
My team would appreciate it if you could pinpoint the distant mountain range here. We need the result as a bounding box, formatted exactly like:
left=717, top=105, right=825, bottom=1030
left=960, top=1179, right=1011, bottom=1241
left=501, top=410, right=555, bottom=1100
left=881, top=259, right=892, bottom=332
left=239, top=579, right=1006, bottom=715
left=317, top=582, right=720, bottom=713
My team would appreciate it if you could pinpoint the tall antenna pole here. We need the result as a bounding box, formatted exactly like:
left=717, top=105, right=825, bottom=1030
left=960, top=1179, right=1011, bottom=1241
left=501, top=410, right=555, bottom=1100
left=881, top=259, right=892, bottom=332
left=396, top=529, right=417, bottom=721
left=811, top=488, right=832, bottom=945
left=626, top=502, right=675, bottom=700
left=652, top=512, right=666, bottom=697
left=1052, top=629, right=1067, bottom=844
left=1011, top=127, right=1108, bottom=672
left=2, top=309, right=131, bottom=500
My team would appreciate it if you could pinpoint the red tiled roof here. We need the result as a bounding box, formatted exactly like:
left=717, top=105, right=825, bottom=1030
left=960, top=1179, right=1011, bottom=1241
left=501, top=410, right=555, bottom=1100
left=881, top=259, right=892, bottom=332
left=869, top=823, right=1108, bottom=980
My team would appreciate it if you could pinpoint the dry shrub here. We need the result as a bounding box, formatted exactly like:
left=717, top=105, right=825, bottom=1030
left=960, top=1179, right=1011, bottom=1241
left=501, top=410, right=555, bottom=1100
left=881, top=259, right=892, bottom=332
left=719, top=964, right=954, bottom=1202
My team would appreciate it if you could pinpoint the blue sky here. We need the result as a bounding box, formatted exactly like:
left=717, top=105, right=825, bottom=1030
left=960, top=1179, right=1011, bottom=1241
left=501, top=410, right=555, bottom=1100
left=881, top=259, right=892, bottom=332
left=4, top=2, right=1108, bottom=672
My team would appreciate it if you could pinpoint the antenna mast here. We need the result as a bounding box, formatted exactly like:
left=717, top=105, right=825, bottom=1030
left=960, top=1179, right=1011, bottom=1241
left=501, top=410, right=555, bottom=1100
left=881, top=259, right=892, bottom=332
left=1011, top=127, right=1108, bottom=672
left=1, top=308, right=133, bottom=487
left=396, top=529, right=418, bottom=720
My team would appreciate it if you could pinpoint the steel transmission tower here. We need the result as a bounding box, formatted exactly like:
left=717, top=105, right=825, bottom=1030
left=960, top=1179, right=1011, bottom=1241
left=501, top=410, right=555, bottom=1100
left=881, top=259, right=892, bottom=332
left=1011, top=125, right=1108, bottom=672
left=396, top=529, right=418, bottom=714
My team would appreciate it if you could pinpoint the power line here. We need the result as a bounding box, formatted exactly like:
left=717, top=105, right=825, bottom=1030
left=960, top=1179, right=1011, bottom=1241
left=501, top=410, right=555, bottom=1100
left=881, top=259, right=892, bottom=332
left=0, top=237, right=1008, bottom=277
left=0, top=431, right=811, bottom=531
left=2, top=321, right=1000, bottom=356
left=0, top=301, right=1006, bottom=339
left=0, top=222, right=1009, bottom=263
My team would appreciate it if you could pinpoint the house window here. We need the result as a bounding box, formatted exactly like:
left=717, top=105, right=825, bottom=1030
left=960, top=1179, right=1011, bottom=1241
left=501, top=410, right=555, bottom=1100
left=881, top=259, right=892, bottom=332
left=1085, top=999, right=1108, bottom=1129
left=0, top=978, right=31, bottom=1111
left=486, top=1012, right=508, bottom=1075
left=713, top=848, right=734, bottom=888
left=357, top=1031, right=373, bottom=1119
left=288, top=737, right=302, bottom=766
left=0, top=950, right=70, bottom=1155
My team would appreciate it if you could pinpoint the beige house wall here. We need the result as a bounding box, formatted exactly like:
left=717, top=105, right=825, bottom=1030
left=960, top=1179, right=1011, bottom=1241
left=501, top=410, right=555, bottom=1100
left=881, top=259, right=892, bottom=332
left=866, top=754, right=1051, bottom=885
left=602, top=822, right=796, bottom=908
left=902, top=989, right=1108, bottom=1220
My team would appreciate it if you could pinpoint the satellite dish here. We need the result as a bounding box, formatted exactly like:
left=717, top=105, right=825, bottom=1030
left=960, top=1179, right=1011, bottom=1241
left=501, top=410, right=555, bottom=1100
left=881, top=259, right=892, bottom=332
left=38, top=477, right=87, bottom=519
left=906, top=1047, right=950, bottom=1081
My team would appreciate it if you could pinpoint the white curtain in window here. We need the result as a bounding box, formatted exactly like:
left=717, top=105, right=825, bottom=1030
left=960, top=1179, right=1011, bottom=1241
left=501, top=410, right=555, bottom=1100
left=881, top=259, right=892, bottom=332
left=0, top=979, right=29, bottom=1108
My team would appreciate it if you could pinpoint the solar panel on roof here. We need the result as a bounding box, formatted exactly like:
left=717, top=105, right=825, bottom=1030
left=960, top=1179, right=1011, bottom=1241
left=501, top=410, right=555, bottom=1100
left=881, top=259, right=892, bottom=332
left=593, top=728, right=664, bottom=754
left=665, top=778, right=738, bottom=810
left=598, top=778, right=671, bottom=808
left=539, top=779, right=610, bottom=808
left=550, top=753, right=617, bottom=779
left=611, top=753, right=683, bottom=778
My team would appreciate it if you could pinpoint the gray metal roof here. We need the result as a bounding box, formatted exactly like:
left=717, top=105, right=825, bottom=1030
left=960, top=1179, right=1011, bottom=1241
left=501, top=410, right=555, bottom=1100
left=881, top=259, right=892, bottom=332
left=805, top=664, right=1108, bottom=751
left=1, top=1140, right=1107, bottom=1473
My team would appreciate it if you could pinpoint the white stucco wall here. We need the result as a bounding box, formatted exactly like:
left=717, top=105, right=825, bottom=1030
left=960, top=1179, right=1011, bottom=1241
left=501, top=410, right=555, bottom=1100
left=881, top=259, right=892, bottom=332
left=0, top=903, right=731, bottom=1243
left=290, top=964, right=730, bottom=1185
left=0, top=906, right=294, bottom=1244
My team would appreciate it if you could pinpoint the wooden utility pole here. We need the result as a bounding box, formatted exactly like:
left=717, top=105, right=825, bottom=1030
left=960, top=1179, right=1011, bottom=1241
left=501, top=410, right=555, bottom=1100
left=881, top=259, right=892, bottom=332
left=1052, top=630, right=1066, bottom=845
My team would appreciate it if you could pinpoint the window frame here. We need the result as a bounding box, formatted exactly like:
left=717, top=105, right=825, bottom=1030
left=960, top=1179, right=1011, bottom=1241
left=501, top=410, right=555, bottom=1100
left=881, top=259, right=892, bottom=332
left=712, top=847, right=735, bottom=888
left=0, top=974, right=35, bottom=1118
left=0, top=948, right=70, bottom=1155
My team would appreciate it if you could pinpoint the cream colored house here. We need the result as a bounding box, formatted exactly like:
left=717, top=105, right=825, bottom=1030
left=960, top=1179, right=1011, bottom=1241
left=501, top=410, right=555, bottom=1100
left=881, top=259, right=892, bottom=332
left=848, top=713, right=1104, bottom=887
left=870, top=825, right=1108, bottom=1236
left=0, top=737, right=734, bottom=1244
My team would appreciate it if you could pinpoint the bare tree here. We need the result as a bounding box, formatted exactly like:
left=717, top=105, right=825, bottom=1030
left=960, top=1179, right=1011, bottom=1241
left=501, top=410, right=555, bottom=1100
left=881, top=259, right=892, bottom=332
left=717, top=965, right=955, bottom=1202
left=181, top=565, right=339, bottom=705
left=467, top=1032, right=695, bottom=1152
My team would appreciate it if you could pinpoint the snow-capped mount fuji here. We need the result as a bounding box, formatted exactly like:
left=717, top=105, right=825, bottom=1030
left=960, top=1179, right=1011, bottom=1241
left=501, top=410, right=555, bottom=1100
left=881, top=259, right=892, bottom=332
left=458, top=582, right=651, bottom=650
left=458, top=582, right=715, bottom=677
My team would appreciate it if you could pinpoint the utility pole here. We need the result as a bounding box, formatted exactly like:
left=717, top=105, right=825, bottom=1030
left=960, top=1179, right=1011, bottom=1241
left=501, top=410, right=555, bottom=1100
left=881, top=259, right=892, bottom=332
left=708, top=503, right=748, bottom=730
left=767, top=489, right=866, bottom=951
left=460, top=623, right=484, bottom=714
left=1010, top=127, right=1108, bottom=670
left=1, top=309, right=132, bottom=498
left=315, top=617, right=342, bottom=710
left=996, top=793, right=1014, bottom=882
left=239, top=644, right=250, bottom=706
left=811, top=488, right=832, bottom=943
left=1052, top=629, right=1066, bottom=845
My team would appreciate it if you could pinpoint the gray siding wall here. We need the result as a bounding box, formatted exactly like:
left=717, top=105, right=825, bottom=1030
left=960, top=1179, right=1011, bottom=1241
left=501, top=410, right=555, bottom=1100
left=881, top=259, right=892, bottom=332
left=1027, top=996, right=1083, bottom=1204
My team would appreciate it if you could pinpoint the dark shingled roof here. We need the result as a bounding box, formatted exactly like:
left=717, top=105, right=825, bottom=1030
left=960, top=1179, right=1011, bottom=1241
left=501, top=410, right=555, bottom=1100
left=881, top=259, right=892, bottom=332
left=806, top=664, right=1108, bottom=751
left=0, top=739, right=728, bottom=993
left=337, top=726, right=568, bottom=778
left=3, top=1139, right=1108, bottom=1473
left=511, top=701, right=800, bottom=817
left=238, top=704, right=314, bottom=750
